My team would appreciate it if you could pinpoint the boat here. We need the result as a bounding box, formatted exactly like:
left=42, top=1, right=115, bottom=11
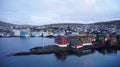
left=0, top=33, right=4, bottom=37
left=31, top=32, right=41, bottom=37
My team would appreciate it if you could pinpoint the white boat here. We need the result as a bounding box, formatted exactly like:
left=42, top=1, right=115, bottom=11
left=31, top=32, right=40, bottom=37
left=0, top=33, right=4, bottom=37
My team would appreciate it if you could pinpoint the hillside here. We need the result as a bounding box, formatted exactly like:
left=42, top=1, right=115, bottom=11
left=93, top=20, right=120, bottom=25
left=0, top=20, right=120, bottom=27
left=0, top=21, right=34, bottom=28
left=44, top=23, right=85, bottom=27
left=0, top=21, right=15, bottom=27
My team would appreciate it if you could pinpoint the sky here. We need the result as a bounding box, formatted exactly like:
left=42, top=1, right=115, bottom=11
left=0, top=0, right=120, bottom=25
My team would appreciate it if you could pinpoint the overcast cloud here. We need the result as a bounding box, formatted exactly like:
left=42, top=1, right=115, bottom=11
left=0, top=0, right=120, bottom=25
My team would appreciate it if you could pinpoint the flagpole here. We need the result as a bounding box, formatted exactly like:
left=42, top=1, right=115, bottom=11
left=42, top=37, right=44, bottom=48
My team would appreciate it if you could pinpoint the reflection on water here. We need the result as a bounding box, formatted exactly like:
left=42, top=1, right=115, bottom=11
left=54, top=48, right=120, bottom=61
left=54, top=49, right=95, bottom=61
left=55, top=52, right=67, bottom=61
left=19, top=37, right=31, bottom=39
left=96, top=48, right=119, bottom=55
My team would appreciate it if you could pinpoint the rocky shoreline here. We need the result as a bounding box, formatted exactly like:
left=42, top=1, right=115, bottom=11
left=12, top=45, right=120, bottom=56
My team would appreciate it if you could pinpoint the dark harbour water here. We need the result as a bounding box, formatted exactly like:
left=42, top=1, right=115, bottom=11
left=0, top=37, right=120, bottom=67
